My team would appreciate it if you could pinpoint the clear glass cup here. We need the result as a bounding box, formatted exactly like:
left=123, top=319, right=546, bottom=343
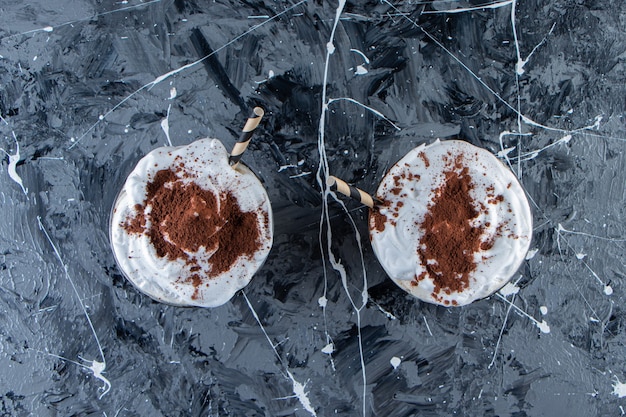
left=109, top=138, right=273, bottom=308
left=369, top=139, right=532, bottom=306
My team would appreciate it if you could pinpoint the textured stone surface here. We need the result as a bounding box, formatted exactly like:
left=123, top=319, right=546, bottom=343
left=0, top=1, right=624, bottom=415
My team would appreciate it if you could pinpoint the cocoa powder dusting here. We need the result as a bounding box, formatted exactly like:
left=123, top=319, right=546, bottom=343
left=209, top=193, right=262, bottom=275
left=186, top=274, right=203, bottom=300
left=122, top=204, right=146, bottom=233
left=122, top=168, right=263, bottom=289
left=370, top=199, right=391, bottom=233
left=417, top=167, right=486, bottom=295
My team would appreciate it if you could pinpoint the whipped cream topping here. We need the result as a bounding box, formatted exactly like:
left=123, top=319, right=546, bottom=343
left=369, top=140, right=532, bottom=306
left=110, top=138, right=273, bottom=307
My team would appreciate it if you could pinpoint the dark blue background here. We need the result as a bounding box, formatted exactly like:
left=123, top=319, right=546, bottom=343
left=0, top=1, right=624, bottom=415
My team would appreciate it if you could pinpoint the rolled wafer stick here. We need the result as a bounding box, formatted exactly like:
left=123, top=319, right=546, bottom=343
left=327, top=175, right=377, bottom=209
left=229, top=106, right=265, bottom=168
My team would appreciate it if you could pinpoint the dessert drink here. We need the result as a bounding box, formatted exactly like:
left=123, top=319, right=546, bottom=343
left=110, top=138, right=273, bottom=307
left=369, top=139, right=532, bottom=306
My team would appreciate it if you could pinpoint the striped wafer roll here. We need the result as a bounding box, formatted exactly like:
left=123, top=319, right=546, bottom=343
left=327, top=175, right=376, bottom=209
left=229, top=107, right=265, bottom=168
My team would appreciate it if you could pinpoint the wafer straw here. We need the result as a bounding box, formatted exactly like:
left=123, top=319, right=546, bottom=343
left=327, top=175, right=377, bottom=209
left=229, top=107, right=265, bottom=168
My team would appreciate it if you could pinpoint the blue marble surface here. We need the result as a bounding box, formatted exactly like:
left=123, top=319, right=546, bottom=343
left=0, top=1, right=625, bottom=416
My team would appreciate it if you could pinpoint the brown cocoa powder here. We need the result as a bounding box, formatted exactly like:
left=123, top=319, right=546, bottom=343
left=122, top=168, right=263, bottom=290
left=370, top=199, right=390, bottom=233
left=121, top=204, right=146, bottom=234
left=416, top=167, right=485, bottom=295
left=185, top=274, right=203, bottom=300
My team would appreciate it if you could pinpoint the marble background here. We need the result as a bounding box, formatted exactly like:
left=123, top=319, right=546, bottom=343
left=0, top=0, right=624, bottom=416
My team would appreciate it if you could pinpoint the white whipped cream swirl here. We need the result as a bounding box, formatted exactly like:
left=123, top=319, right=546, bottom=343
left=369, top=140, right=532, bottom=306
left=110, top=138, right=273, bottom=307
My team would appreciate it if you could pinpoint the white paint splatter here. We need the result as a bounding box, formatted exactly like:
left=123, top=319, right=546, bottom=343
left=349, top=49, right=370, bottom=64
left=524, top=151, right=540, bottom=161
left=318, top=296, right=327, bottom=308
left=613, top=377, right=626, bottom=398
left=489, top=294, right=515, bottom=369
left=242, top=292, right=317, bottom=415
left=423, top=316, right=433, bottom=336
left=499, top=282, right=520, bottom=297
left=315, top=1, right=371, bottom=416
left=497, top=146, right=516, bottom=158
left=390, top=357, right=401, bottom=369
left=279, top=164, right=299, bottom=172
left=496, top=293, right=550, bottom=333
left=161, top=104, right=173, bottom=146
left=537, top=320, right=550, bottom=334
left=321, top=343, right=334, bottom=354
left=37, top=217, right=110, bottom=397
left=514, top=22, right=556, bottom=75
left=540, top=306, right=548, bottom=315
left=590, top=115, right=602, bottom=129
left=519, top=134, right=573, bottom=162
left=556, top=224, right=615, bottom=295
left=0, top=132, right=28, bottom=196
left=422, top=0, right=514, bottom=14
left=289, top=171, right=311, bottom=178
left=385, top=0, right=607, bottom=146
left=558, top=222, right=626, bottom=242
left=39, top=352, right=111, bottom=399
left=575, top=252, right=586, bottom=260
left=68, top=0, right=308, bottom=149
left=85, top=359, right=112, bottom=399
left=168, top=87, right=177, bottom=99
left=327, top=97, right=400, bottom=131
left=374, top=303, right=397, bottom=320
left=354, top=65, right=368, bottom=75
left=288, top=371, right=317, bottom=416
